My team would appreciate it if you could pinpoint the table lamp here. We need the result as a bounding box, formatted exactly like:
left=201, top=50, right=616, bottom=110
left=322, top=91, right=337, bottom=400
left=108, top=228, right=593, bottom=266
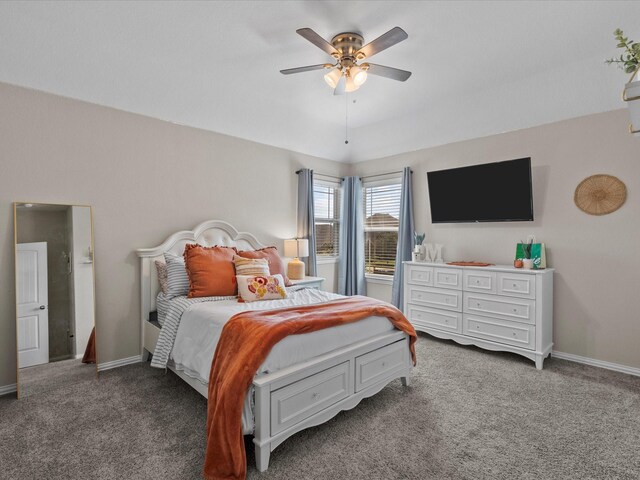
left=284, top=238, right=309, bottom=280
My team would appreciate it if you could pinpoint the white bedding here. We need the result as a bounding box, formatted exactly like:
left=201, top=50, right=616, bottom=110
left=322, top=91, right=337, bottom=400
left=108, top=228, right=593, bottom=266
left=166, top=288, right=395, bottom=433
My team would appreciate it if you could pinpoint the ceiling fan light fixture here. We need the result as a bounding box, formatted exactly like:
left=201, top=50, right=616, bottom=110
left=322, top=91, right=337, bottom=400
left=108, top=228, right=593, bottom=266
left=345, top=74, right=359, bottom=93
left=350, top=65, right=368, bottom=87
left=324, top=67, right=342, bottom=88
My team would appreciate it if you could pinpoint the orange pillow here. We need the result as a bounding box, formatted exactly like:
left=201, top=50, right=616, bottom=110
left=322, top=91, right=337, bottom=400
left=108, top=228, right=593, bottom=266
left=183, top=244, right=238, bottom=297
left=237, top=247, right=292, bottom=286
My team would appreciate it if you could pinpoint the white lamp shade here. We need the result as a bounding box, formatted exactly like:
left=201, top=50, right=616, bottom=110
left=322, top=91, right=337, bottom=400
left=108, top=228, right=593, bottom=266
left=324, top=67, right=342, bottom=88
left=296, top=239, right=309, bottom=257
left=350, top=66, right=368, bottom=87
left=345, top=75, right=359, bottom=93
left=284, top=238, right=309, bottom=258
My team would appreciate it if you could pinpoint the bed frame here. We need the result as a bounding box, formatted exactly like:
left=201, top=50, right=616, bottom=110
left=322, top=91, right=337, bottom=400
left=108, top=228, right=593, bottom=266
left=136, top=220, right=412, bottom=472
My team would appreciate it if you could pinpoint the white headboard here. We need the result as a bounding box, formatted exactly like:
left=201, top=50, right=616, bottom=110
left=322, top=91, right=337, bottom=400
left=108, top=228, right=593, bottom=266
left=135, top=219, right=266, bottom=325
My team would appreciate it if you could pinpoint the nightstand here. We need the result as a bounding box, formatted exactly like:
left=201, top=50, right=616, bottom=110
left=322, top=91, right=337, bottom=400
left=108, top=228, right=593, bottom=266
left=289, top=276, right=325, bottom=290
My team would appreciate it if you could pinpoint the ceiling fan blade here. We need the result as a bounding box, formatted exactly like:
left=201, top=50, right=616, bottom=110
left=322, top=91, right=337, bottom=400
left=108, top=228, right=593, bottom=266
left=296, top=28, right=339, bottom=56
left=333, top=75, right=346, bottom=95
left=365, top=63, right=412, bottom=81
left=280, top=64, right=329, bottom=75
left=356, top=27, right=408, bottom=59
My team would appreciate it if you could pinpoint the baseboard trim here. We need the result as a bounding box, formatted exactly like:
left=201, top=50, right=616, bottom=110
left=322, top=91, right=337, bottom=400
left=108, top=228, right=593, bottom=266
left=0, top=383, right=17, bottom=396
left=97, top=355, right=142, bottom=372
left=552, top=350, right=640, bottom=377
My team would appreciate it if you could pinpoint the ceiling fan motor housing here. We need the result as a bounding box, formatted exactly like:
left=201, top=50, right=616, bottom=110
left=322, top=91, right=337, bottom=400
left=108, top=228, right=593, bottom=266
left=331, top=32, right=365, bottom=67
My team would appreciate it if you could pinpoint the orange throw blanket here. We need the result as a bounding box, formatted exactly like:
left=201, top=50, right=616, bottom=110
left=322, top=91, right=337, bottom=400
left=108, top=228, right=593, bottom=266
left=203, top=295, right=417, bottom=480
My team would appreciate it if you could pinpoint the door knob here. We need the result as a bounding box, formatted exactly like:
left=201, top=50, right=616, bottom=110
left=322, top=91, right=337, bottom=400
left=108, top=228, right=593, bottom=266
left=39, top=305, right=46, bottom=310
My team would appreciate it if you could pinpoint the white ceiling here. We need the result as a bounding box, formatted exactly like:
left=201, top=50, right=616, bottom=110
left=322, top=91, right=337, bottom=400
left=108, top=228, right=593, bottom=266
left=0, top=1, right=637, bottom=163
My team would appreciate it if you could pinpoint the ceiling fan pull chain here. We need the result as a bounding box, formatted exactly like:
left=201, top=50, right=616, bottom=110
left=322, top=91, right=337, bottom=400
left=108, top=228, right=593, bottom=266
left=345, top=93, right=349, bottom=145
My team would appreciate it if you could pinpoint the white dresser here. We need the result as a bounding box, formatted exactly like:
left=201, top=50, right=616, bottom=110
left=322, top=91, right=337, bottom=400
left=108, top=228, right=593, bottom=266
left=403, top=261, right=554, bottom=369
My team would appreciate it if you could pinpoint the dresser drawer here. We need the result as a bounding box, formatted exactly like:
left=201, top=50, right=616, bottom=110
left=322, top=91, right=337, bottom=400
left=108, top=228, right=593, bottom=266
left=407, top=265, right=434, bottom=286
left=463, top=292, right=535, bottom=324
left=407, top=304, right=462, bottom=333
left=407, top=285, right=462, bottom=312
left=271, top=362, right=349, bottom=435
left=497, top=273, right=536, bottom=299
left=463, top=270, right=497, bottom=294
left=355, top=340, right=408, bottom=392
left=434, top=268, right=462, bottom=290
left=463, top=314, right=535, bottom=350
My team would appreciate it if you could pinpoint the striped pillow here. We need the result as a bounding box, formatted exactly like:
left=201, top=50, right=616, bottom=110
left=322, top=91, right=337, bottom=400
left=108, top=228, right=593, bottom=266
left=233, top=256, right=270, bottom=277
left=164, top=252, right=190, bottom=298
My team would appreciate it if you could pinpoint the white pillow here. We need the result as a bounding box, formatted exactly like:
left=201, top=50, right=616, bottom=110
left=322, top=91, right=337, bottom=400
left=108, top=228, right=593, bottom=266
left=237, top=274, right=288, bottom=303
left=164, top=252, right=190, bottom=298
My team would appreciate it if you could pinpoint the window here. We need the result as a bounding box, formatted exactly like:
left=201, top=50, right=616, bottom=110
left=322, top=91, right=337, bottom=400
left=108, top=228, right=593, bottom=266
left=363, top=182, right=402, bottom=276
left=314, top=181, right=341, bottom=257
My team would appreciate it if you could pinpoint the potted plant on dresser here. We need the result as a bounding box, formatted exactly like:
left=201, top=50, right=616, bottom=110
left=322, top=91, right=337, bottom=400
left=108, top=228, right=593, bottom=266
left=606, top=28, right=640, bottom=136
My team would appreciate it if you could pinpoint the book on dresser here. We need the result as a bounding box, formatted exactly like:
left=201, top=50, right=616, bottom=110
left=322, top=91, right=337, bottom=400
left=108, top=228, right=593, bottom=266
left=402, top=261, right=554, bottom=369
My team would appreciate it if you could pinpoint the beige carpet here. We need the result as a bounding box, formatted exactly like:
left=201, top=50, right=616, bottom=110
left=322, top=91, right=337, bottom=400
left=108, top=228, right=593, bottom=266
left=1, top=333, right=638, bottom=479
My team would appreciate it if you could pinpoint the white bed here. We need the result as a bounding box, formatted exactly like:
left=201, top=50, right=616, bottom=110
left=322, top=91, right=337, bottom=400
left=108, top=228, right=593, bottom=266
left=136, top=220, right=413, bottom=472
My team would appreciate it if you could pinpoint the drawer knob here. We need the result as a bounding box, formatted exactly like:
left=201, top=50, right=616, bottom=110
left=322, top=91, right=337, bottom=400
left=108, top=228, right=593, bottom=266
left=476, top=325, right=480, bottom=329
left=512, top=333, right=517, bottom=337
left=311, top=392, right=319, bottom=399
left=476, top=303, right=481, bottom=307
left=381, top=361, right=387, bottom=367
left=513, top=308, right=517, bottom=312
left=512, top=283, right=518, bottom=288
left=445, top=319, right=449, bottom=323
left=476, top=280, right=480, bottom=284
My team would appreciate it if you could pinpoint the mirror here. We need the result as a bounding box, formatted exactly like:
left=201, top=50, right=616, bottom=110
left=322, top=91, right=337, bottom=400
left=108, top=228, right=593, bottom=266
left=14, top=202, right=97, bottom=398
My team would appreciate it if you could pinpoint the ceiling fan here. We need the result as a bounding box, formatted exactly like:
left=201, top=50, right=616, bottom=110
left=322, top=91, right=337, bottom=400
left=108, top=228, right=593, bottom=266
left=280, top=27, right=412, bottom=95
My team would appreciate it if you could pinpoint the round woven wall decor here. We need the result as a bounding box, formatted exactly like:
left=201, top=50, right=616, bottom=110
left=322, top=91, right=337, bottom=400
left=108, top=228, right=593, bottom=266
left=574, top=174, right=627, bottom=216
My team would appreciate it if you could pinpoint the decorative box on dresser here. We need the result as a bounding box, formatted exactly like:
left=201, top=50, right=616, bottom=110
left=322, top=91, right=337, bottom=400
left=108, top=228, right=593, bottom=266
left=403, top=261, right=554, bottom=369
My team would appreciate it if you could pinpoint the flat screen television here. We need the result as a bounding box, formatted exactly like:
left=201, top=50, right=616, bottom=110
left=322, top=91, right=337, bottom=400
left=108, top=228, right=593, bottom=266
left=427, top=157, right=534, bottom=223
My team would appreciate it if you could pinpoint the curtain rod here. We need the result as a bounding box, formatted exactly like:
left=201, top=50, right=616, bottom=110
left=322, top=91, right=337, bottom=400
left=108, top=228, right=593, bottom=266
left=295, top=170, right=342, bottom=181
left=295, top=169, right=412, bottom=181
left=361, top=170, right=412, bottom=180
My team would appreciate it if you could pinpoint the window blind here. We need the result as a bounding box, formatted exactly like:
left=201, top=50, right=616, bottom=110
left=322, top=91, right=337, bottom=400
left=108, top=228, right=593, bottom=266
left=314, top=182, right=341, bottom=257
left=363, top=182, right=402, bottom=275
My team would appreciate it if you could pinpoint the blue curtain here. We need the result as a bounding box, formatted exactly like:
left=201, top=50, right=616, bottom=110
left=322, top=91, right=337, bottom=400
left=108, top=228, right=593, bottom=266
left=338, top=176, right=366, bottom=296
left=297, top=169, right=317, bottom=276
left=391, top=167, right=414, bottom=308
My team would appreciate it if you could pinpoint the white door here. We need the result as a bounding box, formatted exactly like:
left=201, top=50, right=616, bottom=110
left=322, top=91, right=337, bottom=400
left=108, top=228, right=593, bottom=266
left=17, top=242, right=49, bottom=368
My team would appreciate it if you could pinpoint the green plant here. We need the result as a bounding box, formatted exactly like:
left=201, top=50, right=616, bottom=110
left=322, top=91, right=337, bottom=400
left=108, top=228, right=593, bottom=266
left=521, top=239, right=533, bottom=260
left=414, top=232, right=425, bottom=246
left=606, top=29, right=640, bottom=75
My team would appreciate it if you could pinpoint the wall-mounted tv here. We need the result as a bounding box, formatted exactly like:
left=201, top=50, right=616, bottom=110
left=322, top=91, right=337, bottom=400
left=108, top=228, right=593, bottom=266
left=427, top=157, right=534, bottom=223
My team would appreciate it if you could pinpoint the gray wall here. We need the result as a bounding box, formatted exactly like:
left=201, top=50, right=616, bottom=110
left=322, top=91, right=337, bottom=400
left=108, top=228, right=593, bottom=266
left=352, top=109, right=640, bottom=370
left=2, top=80, right=638, bottom=390
left=16, top=208, right=73, bottom=360
left=0, top=82, right=347, bottom=389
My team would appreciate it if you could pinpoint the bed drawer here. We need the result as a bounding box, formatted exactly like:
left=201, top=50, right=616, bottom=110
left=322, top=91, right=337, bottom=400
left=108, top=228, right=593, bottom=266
left=143, top=320, right=161, bottom=353
left=407, top=285, right=462, bottom=312
left=355, top=340, right=408, bottom=392
left=434, top=268, right=462, bottom=290
left=407, top=265, right=434, bottom=286
left=270, top=362, right=350, bottom=435
left=463, top=292, right=535, bottom=325
left=463, top=314, right=536, bottom=350
left=497, top=273, right=536, bottom=299
left=407, top=304, right=462, bottom=334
